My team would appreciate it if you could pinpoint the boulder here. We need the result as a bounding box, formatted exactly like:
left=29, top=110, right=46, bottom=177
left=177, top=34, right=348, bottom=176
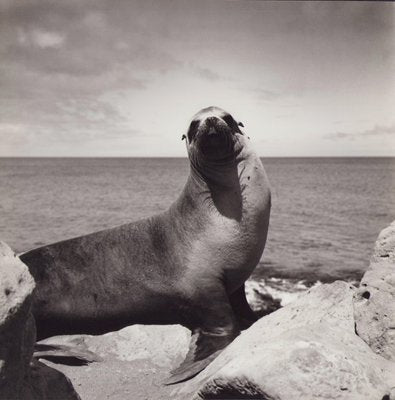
left=26, top=360, right=81, bottom=400
left=174, top=281, right=395, bottom=400
left=38, top=325, right=190, bottom=400
left=0, top=241, right=36, bottom=399
left=354, top=221, right=395, bottom=361
left=0, top=241, right=80, bottom=400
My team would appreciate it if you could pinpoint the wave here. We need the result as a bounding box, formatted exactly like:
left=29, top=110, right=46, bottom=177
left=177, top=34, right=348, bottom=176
left=245, top=276, right=359, bottom=316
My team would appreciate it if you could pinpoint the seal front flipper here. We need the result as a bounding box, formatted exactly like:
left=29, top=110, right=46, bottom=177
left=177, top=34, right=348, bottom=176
left=229, top=283, right=258, bottom=330
left=165, top=284, right=239, bottom=385
left=34, top=342, right=102, bottom=365
left=164, top=327, right=238, bottom=385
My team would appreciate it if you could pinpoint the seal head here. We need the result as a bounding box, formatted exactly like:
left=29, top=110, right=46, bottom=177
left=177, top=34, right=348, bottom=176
left=186, top=106, right=243, bottom=162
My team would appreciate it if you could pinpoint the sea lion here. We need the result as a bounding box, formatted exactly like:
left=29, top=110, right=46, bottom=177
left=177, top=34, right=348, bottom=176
left=19, top=106, right=271, bottom=384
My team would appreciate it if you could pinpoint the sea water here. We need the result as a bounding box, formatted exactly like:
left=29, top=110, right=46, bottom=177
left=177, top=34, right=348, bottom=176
left=1, top=157, right=394, bottom=304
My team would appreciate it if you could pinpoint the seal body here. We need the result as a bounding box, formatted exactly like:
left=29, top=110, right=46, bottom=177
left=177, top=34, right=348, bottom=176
left=20, top=106, right=271, bottom=383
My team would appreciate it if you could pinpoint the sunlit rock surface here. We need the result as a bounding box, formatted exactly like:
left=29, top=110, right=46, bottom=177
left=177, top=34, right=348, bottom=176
left=0, top=241, right=36, bottom=399
left=0, top=241, right=80, bottom=400
left=354, top=220, right=395, bottom=361
left=175, top=281, right=395, bottom=400
left=39, top=325, right=190, bottom=400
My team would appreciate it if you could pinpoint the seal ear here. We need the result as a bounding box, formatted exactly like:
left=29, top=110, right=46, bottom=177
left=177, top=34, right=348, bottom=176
left=238, top=121, right=244, bottom=127
left=181, top=134, right=186, bottom=141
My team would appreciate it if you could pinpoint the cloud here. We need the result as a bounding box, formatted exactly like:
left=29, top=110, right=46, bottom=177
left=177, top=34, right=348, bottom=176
left=30, top=29, right=65, bottom=48
left=0, top=123, right=28, bottom=146
left=0, top=0, right=186, bottom=152
left=191, top=64, right=220, bottom=81
left=324, top=124, right=395, bottom=140
left=252, top=88, right=283, bottom=101
left=1, top=1, right=181, bottom=77
left=0, top=78, right=140, bottom=146
left=0, top=0, right=393, bottom=156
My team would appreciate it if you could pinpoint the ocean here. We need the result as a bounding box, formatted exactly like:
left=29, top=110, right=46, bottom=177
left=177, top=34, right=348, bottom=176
left=1, top=157, right=394, bottom=306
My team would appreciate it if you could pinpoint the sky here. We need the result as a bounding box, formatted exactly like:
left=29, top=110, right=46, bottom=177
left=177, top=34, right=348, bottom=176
left=0, top=0, right=394, bottom=157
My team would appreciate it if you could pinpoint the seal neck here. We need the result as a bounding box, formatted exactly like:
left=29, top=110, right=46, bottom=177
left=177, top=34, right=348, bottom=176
left=179, top=134, right=253, bottom=221
left=188, top=133, right=247, bottom=189
left=186, top=158, right=244, bottom=221
left=189, top=158, right=239, bottom=189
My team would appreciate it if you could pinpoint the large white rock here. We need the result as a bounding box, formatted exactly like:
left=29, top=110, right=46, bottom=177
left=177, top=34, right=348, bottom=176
left=38, top=325, right=190, bottom=400
left=0, top=241, right=36, bottom=399
left=0, top=241, right=81, bottom=400
left=174, top=281, right=395, bottom=400
left=354, top=221, right=395, bottom=361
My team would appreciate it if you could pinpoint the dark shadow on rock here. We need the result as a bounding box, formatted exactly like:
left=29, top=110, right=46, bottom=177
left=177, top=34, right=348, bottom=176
left=35, top=356, right=90, bottom=366
left=26, top=360, right=81, bottom=400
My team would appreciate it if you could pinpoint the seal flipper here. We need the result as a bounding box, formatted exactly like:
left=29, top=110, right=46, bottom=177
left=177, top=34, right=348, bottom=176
left=165, top=284, right=239, bottom=385
left=34, top=342, right=102, bottom=365
left=164, top=327, right=238, bottom=385
left=229, top=283, right=258, bottom=330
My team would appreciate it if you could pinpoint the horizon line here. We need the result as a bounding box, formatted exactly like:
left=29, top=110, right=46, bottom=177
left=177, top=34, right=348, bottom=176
left=1, top=155, right=395, bottom=159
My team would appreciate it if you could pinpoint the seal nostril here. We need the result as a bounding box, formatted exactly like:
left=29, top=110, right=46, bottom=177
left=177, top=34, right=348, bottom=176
left=207, top=127, right=217, bottom=136
left=362, top=291, right=370, bottom=299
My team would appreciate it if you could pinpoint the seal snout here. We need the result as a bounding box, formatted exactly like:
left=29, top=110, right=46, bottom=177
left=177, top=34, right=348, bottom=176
left=186, top=107, right=241, bottom=161
left=198, top=116, right=231, bottom=152
left=201, top=116, right=227, bottom=137
left=207, top=125, right=218, bottom=136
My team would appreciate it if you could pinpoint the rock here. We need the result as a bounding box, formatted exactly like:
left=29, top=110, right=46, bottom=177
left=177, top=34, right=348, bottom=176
left=0, top=241, right=36, bottom=399
left=354, top=221, right=395, bottom=361
left=37, top=325, right=190, bottom=400
left=25, top=360, right=81, bottom=400
left=174, top=281, right=395, bottom=400
left=0, top=241, right=81, bottom=400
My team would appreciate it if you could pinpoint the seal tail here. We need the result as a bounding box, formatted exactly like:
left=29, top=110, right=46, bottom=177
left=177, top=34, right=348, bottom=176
left=33, top=342, right=102, bottom=366
left=164, top=328, right=238, bottom=385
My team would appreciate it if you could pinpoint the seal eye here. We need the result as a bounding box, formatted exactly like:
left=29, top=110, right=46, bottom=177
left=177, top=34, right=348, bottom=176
left=222, top=115, right=235, bottom=127
left=187, top=120, right=199, bottom=142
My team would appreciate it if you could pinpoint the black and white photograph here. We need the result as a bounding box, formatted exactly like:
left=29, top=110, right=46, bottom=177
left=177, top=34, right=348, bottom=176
left=0, top=1, right=394, bottom=399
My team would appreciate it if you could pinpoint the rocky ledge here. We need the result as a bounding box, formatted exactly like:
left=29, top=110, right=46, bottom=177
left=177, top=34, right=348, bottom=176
left=0, top=242, right=80, bottom=400
left=1, top=222, right=395, bottom=399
